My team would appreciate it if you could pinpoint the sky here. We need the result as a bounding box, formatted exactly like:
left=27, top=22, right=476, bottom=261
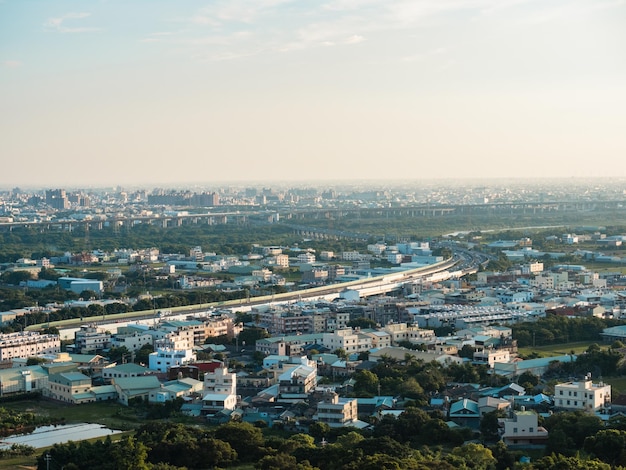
left=1, top=0, right=625, bottom=188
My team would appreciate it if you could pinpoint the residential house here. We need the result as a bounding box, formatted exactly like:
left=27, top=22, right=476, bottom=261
left=501, top=409, right=549, bottom=446
left=149, top=377, right=203, bottom=403
left=202, top=365, right=237, bottom=415
left=477, top=396, right=511, bottom=416
left=448, top=398, right=480, bottom=428
left=554, top=376, right=611, bottom=413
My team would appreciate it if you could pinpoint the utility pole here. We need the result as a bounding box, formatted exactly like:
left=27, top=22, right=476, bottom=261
left=45, top=453, right=51, bottom=470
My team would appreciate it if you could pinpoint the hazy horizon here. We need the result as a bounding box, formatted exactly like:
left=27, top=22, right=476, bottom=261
left=2, top=0, right=625, bottom=188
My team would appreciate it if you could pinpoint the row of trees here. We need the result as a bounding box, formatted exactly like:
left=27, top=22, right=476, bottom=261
left=38, top=413, right=626, bottom=470
left=512, top=315, right=620, bottom=347
left=0, top=223, right=372, bottom=264
left=350, top=355, right=508, bottom=402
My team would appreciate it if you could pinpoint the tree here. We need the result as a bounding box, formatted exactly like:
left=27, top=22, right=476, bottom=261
left=195, top=437, right=237, bottom=468
left=449, top=443, right=496, bottom=470
left=583, top=429, right=626, bottom=466
left=107, top=346, right=130, bottom=364
left=237, top=327, right=271, bottom=347
left=1, top=270, right=33, bottom=286
left=545, top=411, right=603, bottom=455
left=353, top=370, right=379, bottom=395
left=347, top=317, right=377, bottom=329
left=480, top=411, right=503, bottom=443
left=214, top=421, right=265, bottom=462
left=109, top=436, right=150, bottom=470
left=458, top=344, right=476, bottom=359
left=535, top=454, right=611, bottom=470
left=517, top=371, right=540, bottom=388
left=308, top=422, right=330, bottom=441
left=26, top=357, right=47, bottom=366
left=134, top=344, right=154, bottom=365
left=80, top=289, right=99, bottom=300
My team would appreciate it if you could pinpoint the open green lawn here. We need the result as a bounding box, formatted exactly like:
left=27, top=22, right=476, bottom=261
left=517, top=341, right=607, bottom=358
left=603, top=376, right=626, bottom=395
left=1, top=399, right=140, bottom=431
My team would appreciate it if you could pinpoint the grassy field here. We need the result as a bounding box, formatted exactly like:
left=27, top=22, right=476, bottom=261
left=517, top=341, right=607, bottom=358
left=1, top=399, right=140, bottom=431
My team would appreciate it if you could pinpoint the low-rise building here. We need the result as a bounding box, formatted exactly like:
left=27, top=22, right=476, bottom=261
left=0, top=366, right=49, bottom=396
left=102, top=363, right=151, bottom=382
left=45, top=372, right=94, bottom=404
left=0, top=331, right=61, bottom=362
left=315, top=392, right=358, bottom=427
left=473, top=350, right=511, bottom=368
left=113, top=375, right=162, bottom=405
left=554, top=376, right=611, bottom=413
left=202, top=365, right=237, bottom=414
left=501, top=409, right=549, bottom=446
left=73, top=325, right=111, bottom=354
left=148, top=347, right=196, bottom=373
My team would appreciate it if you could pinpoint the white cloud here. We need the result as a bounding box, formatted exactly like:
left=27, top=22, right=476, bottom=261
left=345, top=34, right=365, bottom=44
left=149, top=0, right=622, bottom=62
left=44, top=12, right=100, bottom=33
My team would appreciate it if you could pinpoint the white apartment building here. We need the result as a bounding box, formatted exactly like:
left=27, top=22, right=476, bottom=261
left=315, top=393, right=358, bottom=427
left=203, top=365, right=236, bottom=395
left=0, top=332, right=61, bottom=362
left=554, top=377, right=611, bottom=413
left=263, top=246, right=283, bottom=256
left=202, top=365, right=237, bottom=413
left=383, top=323, right=436, bottom=345
left=361, top=330, right=392, bottom=349
left=341, top=251, right=362, bottom=261
left=252, top=268, right=273, bottom=282
left=322, top=328, right=372, bottom=353
left=148, top=347, right=196, bottom=373
left=474, top=350, right=510, bottom=368
left=278, top=361, right=317, bottom=395
left=367, top=243, right=387, bottom=255
left=274, top=254, right=289, bottom=268
left=110, top=331, right=154, bottom=352
left=73, top=325, right=112, bottom=353
left=297, top=252, right=316, bottom=264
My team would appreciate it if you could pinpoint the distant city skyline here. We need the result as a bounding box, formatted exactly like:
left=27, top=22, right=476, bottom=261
left=1, top=0, right=625, bottom=188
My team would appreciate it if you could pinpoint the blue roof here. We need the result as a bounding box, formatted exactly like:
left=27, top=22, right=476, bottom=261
left=450, top=398, right=479, bottom=415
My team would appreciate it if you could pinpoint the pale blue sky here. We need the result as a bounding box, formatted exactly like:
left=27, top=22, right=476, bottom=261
left=1, top=0, right=625, bottom=187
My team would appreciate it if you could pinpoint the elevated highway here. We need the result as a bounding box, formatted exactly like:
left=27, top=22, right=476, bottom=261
left=28, top=254, right=474, bottom=332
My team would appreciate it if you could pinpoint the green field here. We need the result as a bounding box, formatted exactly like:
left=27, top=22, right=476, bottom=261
left=517, top=341, right=607, bottom=358
left=2, top=399, right=139, bottom=431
